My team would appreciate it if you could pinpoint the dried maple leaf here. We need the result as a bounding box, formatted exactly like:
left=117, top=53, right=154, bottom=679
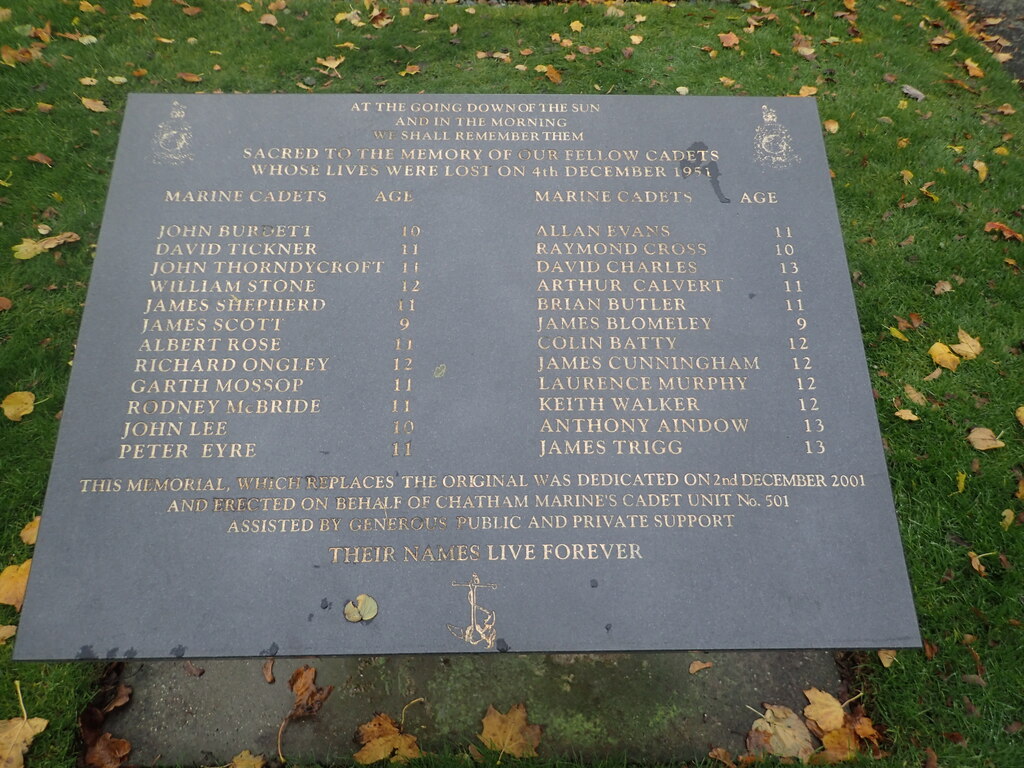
left=0, top=684, right=48, bottom=768
left=81, top=97, right=108, bottom=112
left=354, top=713, right=421, bottom=764
left=746, top=704, right=813, bottom=761
left=984, top=221, right=1023, bottom=241
left=277, top=666, right=333, bottom=762
left=0, top=560, right=31, bottom=612
left=950, top=329, right=982, bottom=360
left=177, top=72, right=202, bottom=83
left=286, top=666, right=333, bottom=719
left=803, top=687, right=845, bottom=732
left=894, top=409, right=919, bottom=421
left=967, top=427, right=1004, bottom=451
left=230, top=750, right=266, bottom=768
left=544, top=65, right=562, bottom=84
left=477, top=703, right=542, bottom=758
left=100, top=685, right=131, bottom=715
left=84, top=732, right=131, bottom=768
left=25, top=153, right=53, bottom=167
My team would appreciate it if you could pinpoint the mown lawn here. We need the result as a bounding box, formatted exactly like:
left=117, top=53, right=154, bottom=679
left=1, top=1, right=1022, bottom=766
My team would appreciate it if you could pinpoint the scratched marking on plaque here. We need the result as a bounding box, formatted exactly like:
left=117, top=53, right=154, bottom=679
left=753, top=104, right=799, bottom=169
left=152, top=100, right=193, bottom=165
left=447, top=574, right=497, bottom=649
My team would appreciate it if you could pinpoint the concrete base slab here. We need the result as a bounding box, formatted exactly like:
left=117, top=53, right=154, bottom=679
left=107, top=651, right=839, bottom=765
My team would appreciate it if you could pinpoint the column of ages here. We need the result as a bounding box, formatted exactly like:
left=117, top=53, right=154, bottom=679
left=775, top=225, right=826, bottom=455
left=391, top=224, right=421, bottom=457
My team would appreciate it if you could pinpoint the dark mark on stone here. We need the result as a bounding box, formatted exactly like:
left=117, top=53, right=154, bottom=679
left=590, top=579, right=599, bottom=588
left=171, top=645, right=187, bottom=658
left=496, top=638, right=509, bottom=653
left=260, top=642, right=280, bottom=656
left=307, top=613, right=314, bottom=622
left=749, top=293, right=757, bottom=299
left=321, top=598, right=332, bottom=610
left=76, top=645, right=98, bottom=660
left=106, top=648, right=119, bottom=659
left=124, top=648, right=138, bottom=658
left=605, top=623, right=613, bottom=633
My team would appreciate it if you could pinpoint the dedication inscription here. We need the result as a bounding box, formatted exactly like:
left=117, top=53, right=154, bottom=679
left=16, top=95, right=920, bottom=660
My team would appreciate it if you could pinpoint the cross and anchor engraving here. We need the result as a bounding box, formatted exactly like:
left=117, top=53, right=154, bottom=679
left=447, top=574, right=497, bottom=649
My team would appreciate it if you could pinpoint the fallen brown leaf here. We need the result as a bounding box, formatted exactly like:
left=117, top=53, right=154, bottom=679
left=967, top=427, right=1004, bottom=451
left=477, top=703, right=542, bottom=758
left=689, top=659, right=714, bottom=675
left=353, top=713, right=422, bottom=764
left=277, top=666, right=333, bottom=762
left=0, top=560, right=31, bottom=612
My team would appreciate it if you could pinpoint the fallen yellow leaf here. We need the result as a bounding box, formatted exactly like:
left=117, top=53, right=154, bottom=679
left=570, top=20, right=583, bottom=33
left=0, top=685, right=47, bottom=768
left=688, top=659, right=713, bottom=674
left=343, top=593, right=378, bottom=622
left=1016, top=406, right=1024, bottom=427
left=956, top=472, right=966, bottom=493
left=972, top=159, right=988, bottom=182
left=967, top=427, right=1004, bottom=451
left=950, top=329, right=982, bottom=360
left=477, top=703, right=542, bottom=759
left=964, top=58, right=984, bottom=77
left=0, top=560, right=31, bottom=611
left=229, top=750, right=265, bottom=768
left=928, top=342, right=960, bottom=371
left=354, top=713, right=421, bottom=764
left=878, top=649, right=897, bottom=667
left=889, top=326, right=909, bottom=342
left=2, top=392, right=35, bottom=421
left=803, top=688, right=845, bottom=732
left=0, top=626, right=16, bottom=645
left=904, top=384, right=928, bottom=406
left=1000, top=509, right=1014, bottom=531
left=19, top=517, right=39, bottom=546
left=823, top=119, right=839, bottom=134
left=81, top=97, right=108, bottom=112
left=894, top=409, right=919, bottom=421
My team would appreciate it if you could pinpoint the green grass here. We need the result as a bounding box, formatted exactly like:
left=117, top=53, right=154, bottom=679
left=2, top=1, right=1023, bottom=766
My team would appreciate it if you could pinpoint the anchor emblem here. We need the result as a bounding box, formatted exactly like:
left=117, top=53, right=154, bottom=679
left=447, top=573, right=497, bottom=649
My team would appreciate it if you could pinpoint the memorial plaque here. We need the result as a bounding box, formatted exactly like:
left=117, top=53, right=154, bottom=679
left=16, top=94, right=920, bottom=660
